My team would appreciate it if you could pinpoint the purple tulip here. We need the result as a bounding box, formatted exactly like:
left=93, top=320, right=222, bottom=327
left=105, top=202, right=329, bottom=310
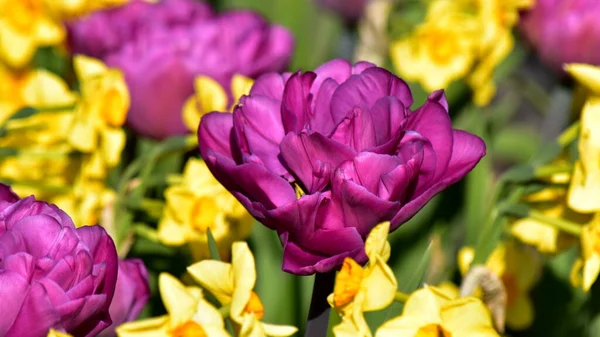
left=520, top=0, right=600, bottom=72
left=0, top=184, right=118, bottom=336
left=198, top=59, right=486, bottom=275
left=315, top=0, right=369, bottom=21
left=98, top=259, right=150, bottom=337
left=68, top=0, right=294, bottom=139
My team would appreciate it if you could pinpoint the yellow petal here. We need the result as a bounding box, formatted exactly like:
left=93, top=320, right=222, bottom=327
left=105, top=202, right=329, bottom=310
left=157, top=213, right=188, bottom=246
left=182, top=96, right=201, bottom=132
left=33, top=17, right=65, bottom=45
left=183, top=76, right=229, bottom=132
left=239, top=315, right=265, bottom=337
left=187, top=260, right=234, bottom=305
left=583, top=254, right=600, bottom=291
left=567, top=96, right=600, bottom=213
left=47, top=329, right=72, bottom=337
left=401, top=286, right=448, bottom=324
left=365, top=222, right=391, bottom=262
left=375, top=315, right=428, bottom=337
left=261, top=322, right=298, bottom=337
left=361, top=258, right=397, bottom=312
left=505, top=295, right=534, bottom=330
left=158, top=273, right=197, bottom=326
left=230, top=242, right=258, bottom=323
left=73, top=55, right=109, bottom=80
left=100, top=128, right=126, bottom=167
left=231, top=74, right=254, bottom=106
left=457, top=247, right=475, bottom=276
left=440, top=297, right=498, bottom=336
left=511, top=217, right=562, bottom=254
left=192, top=297, right=227, bottom=330
left=116, top=315, right=170, bottom=337
left=0, top=22, right=36, bottom=68
left=565, top=63, right=600, bottom=94
left=21, top=70, right=77, bottom=108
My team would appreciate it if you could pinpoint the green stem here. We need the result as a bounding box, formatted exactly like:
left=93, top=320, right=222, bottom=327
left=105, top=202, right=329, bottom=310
left=219, top=304, right=231, bottom=317
left=534, top=164, right=573, bottom=179
left=527, top=209, right=583, bottom=237
left=394, top=291, right=410, bottom=303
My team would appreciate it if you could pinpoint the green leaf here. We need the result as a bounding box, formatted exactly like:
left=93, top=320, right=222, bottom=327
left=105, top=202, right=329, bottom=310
left=206, top=228, right=222, bottom=261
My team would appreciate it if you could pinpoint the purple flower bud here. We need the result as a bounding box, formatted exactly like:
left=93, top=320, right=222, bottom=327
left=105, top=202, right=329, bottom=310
left=198, top=59, right=486, bottom=275
left=520, top=0, right=600, bottom=72
left=98, top=259, right=150, bottom=337
left=0, top=184, right=118, bottom=337
left=68, top=0, right=294, bottom=139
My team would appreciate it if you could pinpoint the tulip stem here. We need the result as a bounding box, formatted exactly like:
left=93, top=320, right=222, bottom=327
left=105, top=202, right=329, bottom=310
left=304, top=271, right=336, bottom=337
left=394, top=291, right=410, bottom=303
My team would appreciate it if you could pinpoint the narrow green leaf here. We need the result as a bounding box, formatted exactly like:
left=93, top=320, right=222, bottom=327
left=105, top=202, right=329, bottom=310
left=10, top=107, right=38, bottom=120
left=206, top=228, right=222, bottom=261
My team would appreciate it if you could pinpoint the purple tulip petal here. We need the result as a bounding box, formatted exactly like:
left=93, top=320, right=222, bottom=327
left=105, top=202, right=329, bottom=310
left=280, top=132, right=356, bottom=193
left=369, top=96, right=409, bottom=146
left=330, top=67, right=413, bottom=124
left=0, top=271, right=31, bottom=336
left=249, top=72, right=287, bottom=100
left=405, top=98, right=453, bottom=188
left=198, top=111, right=235, bottom=161
left=6, top=282, right=61, bottom=337
left=281, top=71, right=316, bottom=134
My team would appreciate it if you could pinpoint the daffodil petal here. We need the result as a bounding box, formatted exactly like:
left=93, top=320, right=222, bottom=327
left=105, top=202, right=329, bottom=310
left=187, top=260, right=234, bottom=305
left=261, top=322, right=298, bottom=337
left=230, top=242, right=257, bottom=322
left=374, top=315, right=427, bottom=337
left=506, top=295, right=534, bottom=330
left=440, top=297, right=498, bottom=336
left=583, top=254, right=600, bottom=291
left=361, top=258, right=396, bottom=311
left=158, top=273, right=197, bottom=326
left=565, top=63, right=600, bottom=94
left=115, top=315, right=170, bottom=337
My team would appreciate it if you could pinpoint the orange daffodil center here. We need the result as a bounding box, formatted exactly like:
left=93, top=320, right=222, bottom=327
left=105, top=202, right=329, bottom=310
left=329, top=222, right=397, bottom=337
left=170, top=321, right=208, bottom=337
left=416, top=324, right=451, bottom=337
left=333, top=257, right=365, bottom=308
left=244, top=291, right=265, bottom=320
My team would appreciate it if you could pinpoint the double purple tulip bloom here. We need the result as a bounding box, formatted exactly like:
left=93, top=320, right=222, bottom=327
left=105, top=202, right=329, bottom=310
left=199, top=59, right=486, bottom=275
left=68, top=0, right=294, bottom=139
left=0, top=184, right=118, bottom=336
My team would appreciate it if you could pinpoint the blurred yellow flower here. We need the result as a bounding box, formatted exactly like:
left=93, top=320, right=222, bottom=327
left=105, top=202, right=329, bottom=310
left=565, top=64, right=600, bottom=213
left=458, top=242, right=540, bottom=330
left=511, top=188, right=582, bottom=254
left=187, top=242, right=297, bottom=337
left=117, top=273, right=230, bottom=337
left=68, top=55, right=129, bottom=179
left=328, top=222, right=397, bottom=337
left=158, top=158, right=253, bottom=261
left=0, top=0, right=65, bottom=68
left=183, top=74, right=254, bottom=133
left=390, top=0, right=478, bottom=93
left=375, top=286, right=499, bottom=337
left=47, top=330, right=72, bottom=337
left=390, top=0, right=533, bottom=106
left=570, top=213, right=600, bottom=292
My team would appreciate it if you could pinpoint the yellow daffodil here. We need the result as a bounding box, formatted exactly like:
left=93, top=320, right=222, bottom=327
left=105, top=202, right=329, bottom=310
left=182, top=74, right=253, bottom=133
left=0, top=0, right=65, bottom=68
left=390, top=0, right=533, bottom=106
left=47, top=330, right=72, bottom=337
left=68, top=55, right=129, bottom=179
left=187, top=242, right=297, bottom=337
left=511, top=188, right=582, bottom=254
left=157, top=158, right=253, bottom=261
left=43, top=0, right=130, bottom=19
left=390, top=0, right=479, bottom=92
left=117, top=273, right=230, bottom=337
left=375, top=285, right=499, bottom=337
left=565, top=64, right=600, bottom=213
left=328, top=222, right=397, bottom=337
left=570, top=213, right=600, bottom=291
left=458, top=241, right=540, bottom=330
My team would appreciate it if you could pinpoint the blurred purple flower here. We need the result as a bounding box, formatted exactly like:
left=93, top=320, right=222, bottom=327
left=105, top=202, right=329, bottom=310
left=98, top=259, right=150, bottom=337
left=198, top=59, right=486, bottom=275
left=68, top=0, right=294, bottom=139
left=315, top=0, right=369, bottom=21
left=520, top=0, right=600, bottom=72
left=0, top=184, right=118, bottom=337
